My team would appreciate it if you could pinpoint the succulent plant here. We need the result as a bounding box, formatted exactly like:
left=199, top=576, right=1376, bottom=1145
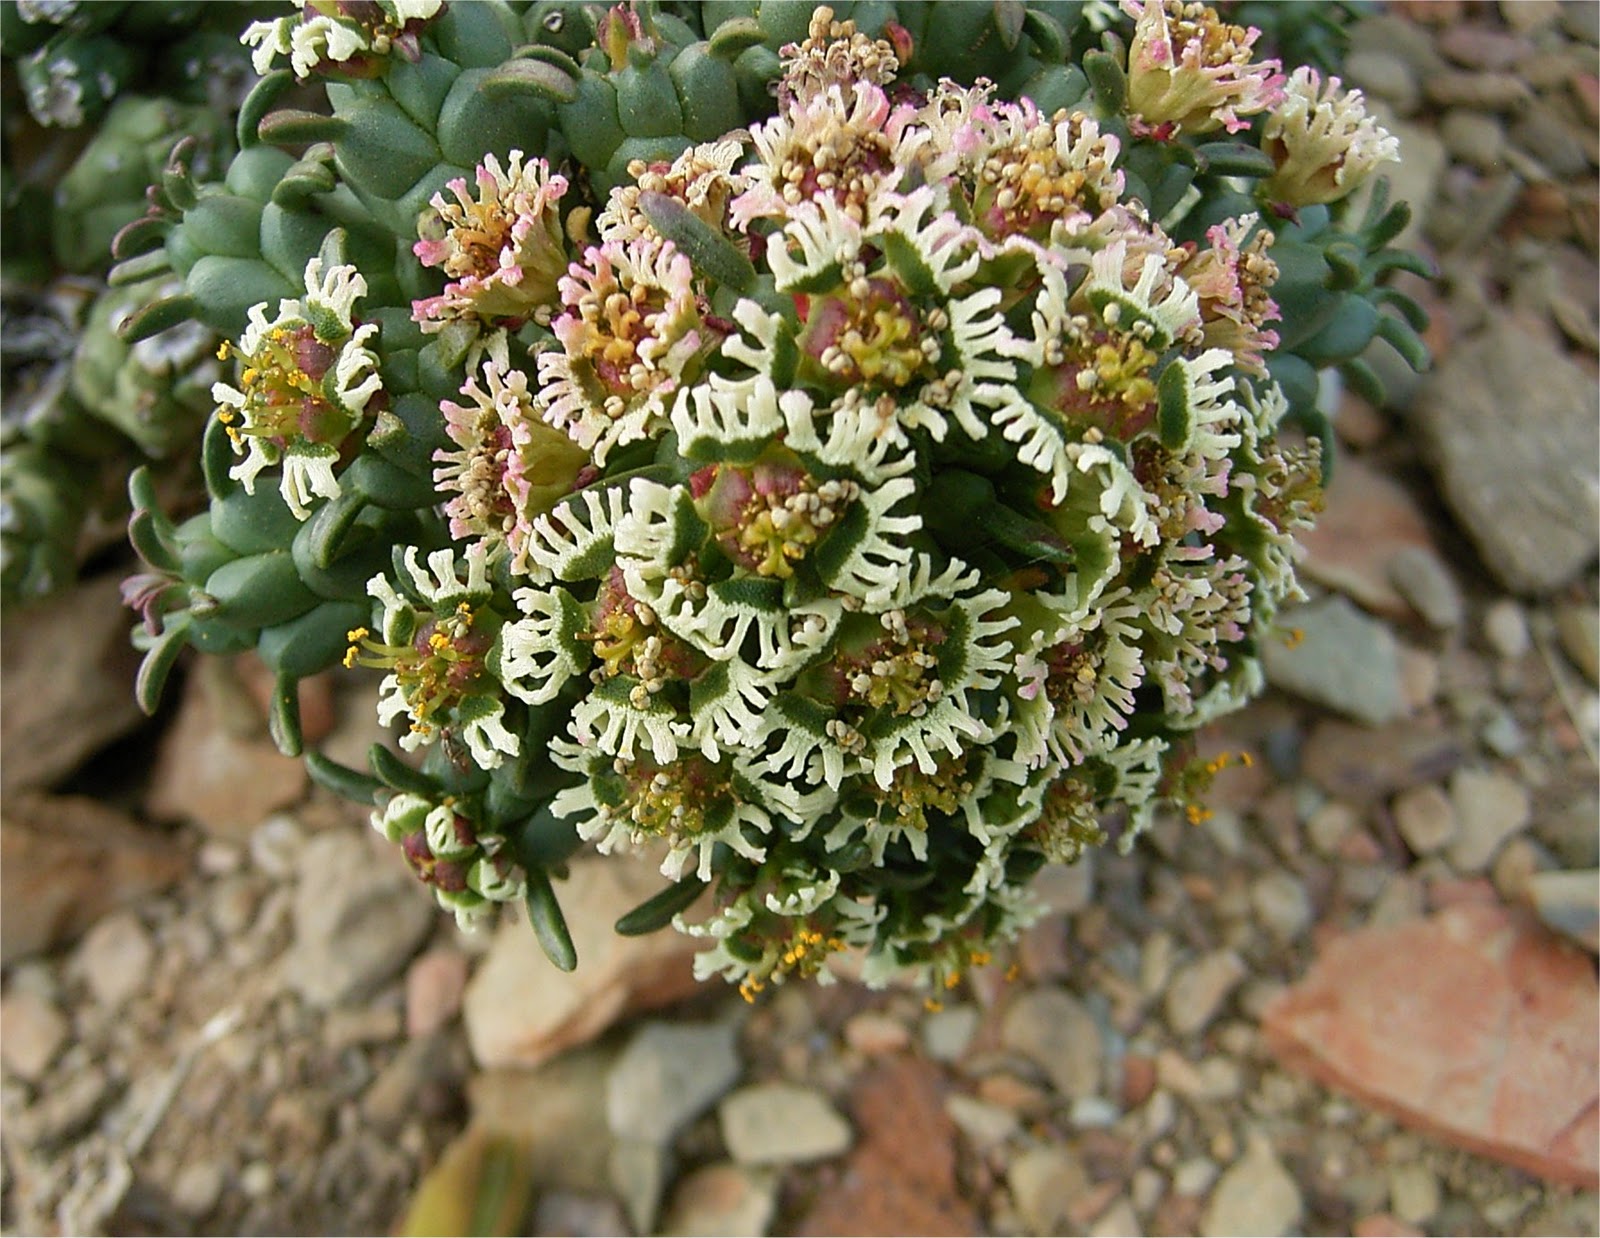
left=121, top=0, right=1430, bottom=994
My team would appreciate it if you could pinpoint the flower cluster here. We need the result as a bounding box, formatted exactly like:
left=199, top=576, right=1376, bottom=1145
left=242, top=0, right=443, bottom=79
left=317, top=3, right=1366, bottom=996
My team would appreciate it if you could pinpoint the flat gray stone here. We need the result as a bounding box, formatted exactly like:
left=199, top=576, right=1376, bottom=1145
left=1526, top=869, right=1599, bottom=954
left=1446, top=768, right=1531, bottom=874
left=1263, top=596, right=1406, bottom=726
left=719, top=1084, right=851, bottom=1166
left=1387, top=546, right=1464, bottom=629
left=1000, top=987, right=1104, bottom=1099
left=1414, top=327, right=1600, bottom=594
left=606, top=1019, right=741, bottom=1144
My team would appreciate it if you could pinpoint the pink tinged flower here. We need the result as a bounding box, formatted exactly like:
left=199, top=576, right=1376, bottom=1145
left=411, top=150, right=570, bottom=332
left=1120, top=0, right=1284, bottom=137
left=1175, top=214, right=1281, bottom=377
left=433, top=358, right=589, bottom=574
left=536, top=237, right=708, bottom=466
left=1260, top=67, right=1402, bottom=208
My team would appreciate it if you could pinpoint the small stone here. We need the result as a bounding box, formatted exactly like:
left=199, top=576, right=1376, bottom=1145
left=1387, top=547, right=1464, bottom=629
left=1484, top=600, right=1532, bottom=660
left=720, top=1084, right=851, bottom=1166
left=1306, top=800, right=1359, bottom=856
left=1173, top=1157, right=1219, bottom=1197
left=197, top=842, right=243, bottom=877
left=661, top=1163, right=777, bottom=1238
left=1263, top=596, right=1407, bottom=726
left=1563, top=0, right=1600, bottom=41
left=1165, top=950, right=1247, bottom=1037
left=15, top=1068, right=112, bottom=1145
left=1511, top=102, right=1591, bottom=180
left=406, top=948, right=469, bottom=1039
left=920, top=1005, right=979, bottom=1063
left=1345, top=50, right=1422, bottom=114
left=1303, top=717, right=1463, bottom=807
left=75, top=910, right=153, bottom=1011
left=0, top=990, right=68, bottom=1081
left=1353, top=1213, right=1425, bottom=1237
left=239, top=1162, right=275, bottom=1199
left=1251, top=873, right=1312, bottom=943
left=1201, top=1132, right=1303, bottom=1237
left=1439, top=24, right=1530, bottom=69
left=1446, top=768, right=1531, bottom=873
left=945, top=1094, right=1020, bottom=1149
left=609, top=1137, right=667, bottom=1235
left=1491, top=837, right=1555, bottom=906
left=1008, top=1145, right=1089, bottom=1235
left=1001, top=987, right=1104, bottom=1099
left=607, top=1019, right=741, bottom=1145
left=1392, top=784, right=1457, bottom=856
left=1535, top=795, right=1600, bottom=869
left=170, top=1160, right=225, bottom=1219
left=1394, top=649, right=1435, bottom=715
left=362, top=1035, right=459, bottom=1130
left=844, top=1012, right=911, bottom=1055
left=249, top=814, right=305, bottom=879
left=1479, top=708, right=1527, bottom=758
left=1091, top=1198, right=1142, bottom=1238
left=1070, top=1096, right=1120, bottom=1128
left=1556, top=605, right=1600, bottom=685
left=323, top=1003, right=403, bottom=1050
left=1387, top=1162, right=1441, bottom=1225
left=1298, top=457, right=1439, bottom=620
left=1526, top=869, right=1599, bottom=953
left=285, top=831, right=435, bottom=1009
left=1424, top=71, right=1533, bottom=110
left=1032, top=855, right=1095, bottom=916
left=533, top=1191, right=631, bottom=1238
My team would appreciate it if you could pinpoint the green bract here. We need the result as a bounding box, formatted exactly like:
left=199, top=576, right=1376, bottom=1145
left=120, top=0, right=1430, bottom=995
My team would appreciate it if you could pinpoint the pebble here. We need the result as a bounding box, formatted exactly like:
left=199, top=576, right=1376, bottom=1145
left=719, top=1084, right=851, bottom=1165
left=1305, top=800, right=1359, bottom=857
left=1392, top=784, right=1458, bottom=855
left=1345, top=52, right=1421, bottom=114
left=1201, top=1132, right=1304, bottom=1238
left=1262, top=596, right=1407, bottom=726
left=1033, top=856, right=1096, bottom=916
left=920, top=1004, right=979, bottom=1062
left=405, top=948, right=469, bottom=1039
left=1250, top=873, right=1313, bottom=943
left=609, top=1137, right=667, bottom=1235
left=249, top=814, right=305, bottom=879
left=1090, top=1198, right=1142, bottom=1237
left=1388, top=1162, right=1443, bottom=1225
left=285, top=831, right=435, bottom=1009
left=1525, top=868, right=1600, bottom=952
left=1164, top=950, right=1246, bottom=1037
left=1445, top=767, right=1532, bottom=872
left=843, top=1012, right=911, bottom=1055
left=0, top=990, right=68, bottom=1082
left=1511, top=102, right=1592, bottom=179
left=1424, top=70, right=1534, bottom=110
left=1478, top=707, right=1528, bottom=757
left=660, top=1163, right=777, bottom=1238
left=533, top=1190, right=631, bottom=1238
left=170, top=1160, right=226, bottom=1219
left=1388, top=546, right=1465, bottom=629
left=1439, top=24, right=1531, bottom=69
left=1173, top=1157, right=1220, bottom=1197
left=1483, top=600, right=1532, bottom=660
left=207, top=877, right=262, bottom=937
left=1555, top=605, right=1599, bottom=684
left=1069, top=1096, right=1120, bottom=1128
left=945, top=1094, right=1021, bottom=1149
left=75, top=911, right=153, bottom=1011
left=1001, top=987, right=1105, bottom=1099
left=197, top=841, right=243, bottom=877
left=18, top=1068, right=112, bottom=1145
left=239, top=1162, right=275, bottom=1199
left=607, top=1019, right=741, bottom=1145
left=1011, top=1145, right=1088, bottom=1238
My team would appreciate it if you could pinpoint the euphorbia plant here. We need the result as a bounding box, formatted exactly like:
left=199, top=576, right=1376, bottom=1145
left=120, top=0, right=1428, bottom=995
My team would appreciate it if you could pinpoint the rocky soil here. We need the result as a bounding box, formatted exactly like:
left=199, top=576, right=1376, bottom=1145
left=3, top=2, right=1598, bottom=1235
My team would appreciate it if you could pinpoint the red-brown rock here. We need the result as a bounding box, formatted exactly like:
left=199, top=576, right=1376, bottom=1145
left=145, top=664, right=309, bottom=840
left=1263, top=903, right=1598, bottom=1189
left=795, top=1056, right=979, bottom=1237
left=1297, top=456, right=1438, bottom=622
left=1, top=791, right=190, bottom=964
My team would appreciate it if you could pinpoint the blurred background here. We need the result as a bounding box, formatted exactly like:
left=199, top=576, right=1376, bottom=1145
left=1, top=1, right=1596, bottom=1234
